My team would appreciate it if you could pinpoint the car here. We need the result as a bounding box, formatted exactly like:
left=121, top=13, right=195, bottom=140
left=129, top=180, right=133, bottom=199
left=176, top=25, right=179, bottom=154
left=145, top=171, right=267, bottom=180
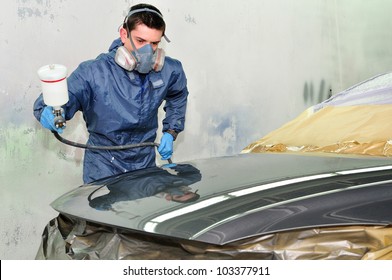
left=36, top=72, right=392, bottom=260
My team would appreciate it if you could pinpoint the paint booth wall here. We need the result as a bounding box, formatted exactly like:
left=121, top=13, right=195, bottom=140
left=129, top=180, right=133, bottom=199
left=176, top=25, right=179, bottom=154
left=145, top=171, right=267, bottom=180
left=1, top=0, right=392, bottom=259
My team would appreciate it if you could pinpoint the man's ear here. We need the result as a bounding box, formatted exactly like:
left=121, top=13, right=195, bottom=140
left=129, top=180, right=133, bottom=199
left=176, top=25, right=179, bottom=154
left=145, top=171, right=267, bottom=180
left=119, top=27, right=129, bottom=43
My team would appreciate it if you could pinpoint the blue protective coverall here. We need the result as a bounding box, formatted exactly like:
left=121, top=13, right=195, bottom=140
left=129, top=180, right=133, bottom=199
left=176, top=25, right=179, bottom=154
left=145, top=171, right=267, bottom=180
left=33, top=38, right=189, bottom=183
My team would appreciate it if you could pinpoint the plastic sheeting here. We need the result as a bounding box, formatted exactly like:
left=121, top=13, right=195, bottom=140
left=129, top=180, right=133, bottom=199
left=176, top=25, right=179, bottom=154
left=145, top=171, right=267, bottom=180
left=313, top=72, right=392, bottom=111
left=36, top=214, right=392, bottom=260
left=242, top=105, right=392, bottom=157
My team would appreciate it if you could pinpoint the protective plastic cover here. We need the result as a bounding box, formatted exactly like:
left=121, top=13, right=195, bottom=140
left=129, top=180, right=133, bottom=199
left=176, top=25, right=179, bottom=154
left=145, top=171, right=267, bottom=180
left=36, top=214, right=392, bottom=260
left=243, top=72, right=392, bottom=156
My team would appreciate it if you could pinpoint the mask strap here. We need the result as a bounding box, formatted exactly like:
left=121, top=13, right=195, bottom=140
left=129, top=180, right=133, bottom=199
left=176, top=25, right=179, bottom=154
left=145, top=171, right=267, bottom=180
left=128, top=32, right=139, bottom=54
left=163, top=34, right=171, bottom=43
left=126, top=8, right=164, bottom=19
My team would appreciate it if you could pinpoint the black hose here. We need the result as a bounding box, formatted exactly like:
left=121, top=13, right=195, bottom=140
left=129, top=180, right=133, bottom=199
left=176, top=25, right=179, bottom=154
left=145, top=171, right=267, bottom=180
left=52, top=131, right=172, bottom=164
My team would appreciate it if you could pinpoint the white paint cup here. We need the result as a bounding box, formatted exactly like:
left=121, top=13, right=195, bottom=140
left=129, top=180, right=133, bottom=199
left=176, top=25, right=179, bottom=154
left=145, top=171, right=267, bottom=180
left=37, top=64, right=69, bottom=107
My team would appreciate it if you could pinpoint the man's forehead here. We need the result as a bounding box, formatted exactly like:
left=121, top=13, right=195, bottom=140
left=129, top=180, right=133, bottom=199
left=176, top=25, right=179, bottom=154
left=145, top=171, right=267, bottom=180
left=132, top=24, right=163, bottom=39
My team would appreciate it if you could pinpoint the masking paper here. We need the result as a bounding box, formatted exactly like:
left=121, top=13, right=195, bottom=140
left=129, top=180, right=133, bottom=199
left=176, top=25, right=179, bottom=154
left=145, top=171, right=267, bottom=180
left=242, top=105, right=392, bottom=157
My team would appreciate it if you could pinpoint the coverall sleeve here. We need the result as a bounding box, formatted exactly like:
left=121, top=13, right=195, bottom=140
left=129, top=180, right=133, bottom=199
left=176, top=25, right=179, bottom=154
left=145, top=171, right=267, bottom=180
left=32, top=94, right=47, bottom=122
left=162, top=61, right=189, bottom=135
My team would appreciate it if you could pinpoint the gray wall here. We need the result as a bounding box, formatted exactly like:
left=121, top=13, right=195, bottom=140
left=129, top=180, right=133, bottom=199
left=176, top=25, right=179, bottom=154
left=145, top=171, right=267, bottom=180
left=1, top=0, right=392, bottom=259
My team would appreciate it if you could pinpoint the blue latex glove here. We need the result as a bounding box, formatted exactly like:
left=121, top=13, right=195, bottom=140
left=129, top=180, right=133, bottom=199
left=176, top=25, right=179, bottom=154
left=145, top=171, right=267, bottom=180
left=162, top=163, right=177, bottom=168
left=40, top=106, right=65, bottom=134
left=158, top=132, right=174, bottom=160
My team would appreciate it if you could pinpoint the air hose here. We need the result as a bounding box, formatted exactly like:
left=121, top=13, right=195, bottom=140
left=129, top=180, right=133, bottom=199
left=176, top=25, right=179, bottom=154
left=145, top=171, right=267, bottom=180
left=52, top=132, right=172, bottom=164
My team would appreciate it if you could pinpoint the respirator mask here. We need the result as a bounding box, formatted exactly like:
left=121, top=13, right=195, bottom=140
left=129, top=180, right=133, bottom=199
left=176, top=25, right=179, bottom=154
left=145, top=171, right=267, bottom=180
left=115, top=40, right=165, bottom=73
left=115, top=7, right=168, bottom=73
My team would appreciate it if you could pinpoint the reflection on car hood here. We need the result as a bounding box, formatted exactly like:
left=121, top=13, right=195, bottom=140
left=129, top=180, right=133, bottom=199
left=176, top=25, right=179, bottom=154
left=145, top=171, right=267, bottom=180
left=51, top=153, right=392, bottom=245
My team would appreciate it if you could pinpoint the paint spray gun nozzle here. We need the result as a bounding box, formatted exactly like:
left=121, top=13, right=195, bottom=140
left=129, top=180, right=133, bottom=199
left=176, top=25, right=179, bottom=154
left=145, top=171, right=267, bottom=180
left=52, top=106, right=66, bottom=128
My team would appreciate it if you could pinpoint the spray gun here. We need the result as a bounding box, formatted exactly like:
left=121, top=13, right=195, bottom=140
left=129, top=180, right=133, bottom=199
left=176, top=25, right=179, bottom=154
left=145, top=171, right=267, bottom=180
left=38, top=64, right=68, bottom=129
left=37, top=64, right=172, bottom=164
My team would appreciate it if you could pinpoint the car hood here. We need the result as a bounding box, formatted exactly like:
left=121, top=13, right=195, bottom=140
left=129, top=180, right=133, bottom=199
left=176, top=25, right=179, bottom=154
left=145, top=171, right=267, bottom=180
left=51, top=153, right=392, bottom=245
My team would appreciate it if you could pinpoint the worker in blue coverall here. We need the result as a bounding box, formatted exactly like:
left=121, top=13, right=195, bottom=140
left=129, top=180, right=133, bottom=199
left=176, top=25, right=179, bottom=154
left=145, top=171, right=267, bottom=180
left=33, top=3, right=189, bottom=183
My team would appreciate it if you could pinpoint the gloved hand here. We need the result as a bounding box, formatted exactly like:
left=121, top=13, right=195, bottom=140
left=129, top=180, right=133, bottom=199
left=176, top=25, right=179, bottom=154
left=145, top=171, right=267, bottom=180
left=40, top=106, right=65, bottom=134
left=158, top=132, right=174, bottom=160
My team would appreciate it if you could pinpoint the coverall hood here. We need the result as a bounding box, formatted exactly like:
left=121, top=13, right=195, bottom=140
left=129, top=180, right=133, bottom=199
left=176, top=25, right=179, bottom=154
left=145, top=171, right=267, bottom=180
left=108, top=38, right=123, bottom=52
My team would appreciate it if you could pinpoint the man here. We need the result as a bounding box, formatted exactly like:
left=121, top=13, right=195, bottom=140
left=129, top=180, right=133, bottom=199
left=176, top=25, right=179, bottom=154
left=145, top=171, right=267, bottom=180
left=33, top=3, right=189, bottom=183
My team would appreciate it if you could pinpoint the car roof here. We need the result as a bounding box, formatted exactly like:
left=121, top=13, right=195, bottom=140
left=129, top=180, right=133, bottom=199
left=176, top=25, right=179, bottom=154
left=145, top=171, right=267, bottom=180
left=51, top=153, right=392, bottom=245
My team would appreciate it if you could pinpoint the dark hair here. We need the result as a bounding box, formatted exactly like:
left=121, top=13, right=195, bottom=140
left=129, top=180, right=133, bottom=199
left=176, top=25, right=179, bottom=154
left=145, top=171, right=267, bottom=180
left=123, top=3, right=166, bottom=36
